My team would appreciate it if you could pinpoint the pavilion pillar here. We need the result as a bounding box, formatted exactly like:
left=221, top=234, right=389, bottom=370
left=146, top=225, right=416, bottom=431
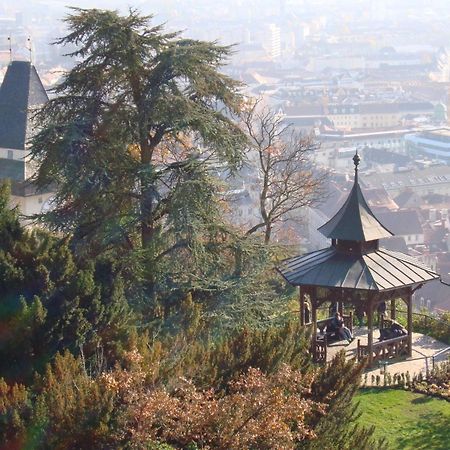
left=407, top=288, right=413, bottom=358
left=367, top=295, right=374, bottom=366
left=311, top=294, right=317, bottom=338
left=299, top=286, right=305, bottom=326
left=311, top=293, right=318, bottom=361
left=391, top=298, right=396, bottom=320
left=338, top=298, right=344, bottom=316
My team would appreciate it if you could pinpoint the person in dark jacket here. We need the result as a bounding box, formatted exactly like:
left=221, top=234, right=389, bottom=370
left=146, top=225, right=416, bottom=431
left=304, top=301, right=311, bottom=324
left=332, top=312, right=353, bottom=343
left=390, top=320, right=407, bottom=337
left=379, top=319, right=407, bottom=340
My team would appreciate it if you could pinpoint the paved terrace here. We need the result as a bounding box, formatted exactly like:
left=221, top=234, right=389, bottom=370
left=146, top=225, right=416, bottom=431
left=326, top=328, right=449, bottom=379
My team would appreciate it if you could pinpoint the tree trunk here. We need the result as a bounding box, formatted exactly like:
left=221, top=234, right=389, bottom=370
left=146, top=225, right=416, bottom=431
left=234, top=246, right=243, bottom=277
left=140, top=142, right=157, bottom=303
left=264, top=223, right=271, bottom=244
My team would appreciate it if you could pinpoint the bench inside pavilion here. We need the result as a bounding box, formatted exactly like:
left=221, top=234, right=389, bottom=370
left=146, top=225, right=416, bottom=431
left=277, top=152, right=440, bottom=366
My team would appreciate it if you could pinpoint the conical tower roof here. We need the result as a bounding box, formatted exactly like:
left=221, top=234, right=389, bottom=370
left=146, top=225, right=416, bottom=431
left=0, top=60, right=48, bottom=150
left=277, top=153, right=440, bottom=291
left=318, top=152, right=393, bottom=242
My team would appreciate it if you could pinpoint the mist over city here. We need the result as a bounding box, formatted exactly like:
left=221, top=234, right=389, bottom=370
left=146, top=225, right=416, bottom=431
left=0, top=2, right=449, bottom=448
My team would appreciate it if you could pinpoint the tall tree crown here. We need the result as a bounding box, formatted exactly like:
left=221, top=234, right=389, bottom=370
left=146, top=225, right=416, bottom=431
left=30, top=8, right=247, bottom=260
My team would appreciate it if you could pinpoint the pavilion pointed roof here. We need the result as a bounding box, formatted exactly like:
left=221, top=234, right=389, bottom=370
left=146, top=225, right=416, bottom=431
left=318, top=152, right=393, bottom=242
left=277, top=152, right=440, bottom=291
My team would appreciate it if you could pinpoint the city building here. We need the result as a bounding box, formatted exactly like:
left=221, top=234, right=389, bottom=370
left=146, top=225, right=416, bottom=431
left=319, top=126, right=440, bottom=154
left=405, top=128, right=450, bottom=161
left=362, top=165, right=450, bottom=198
left=263, top=24, right=281, bottom=60
left=284, top=101, right=434, bottom=131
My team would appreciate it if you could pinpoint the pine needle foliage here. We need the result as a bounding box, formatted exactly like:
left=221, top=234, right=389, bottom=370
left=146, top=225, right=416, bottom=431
left=29, top=8, right=247, bottom=289
left=303, top=351, right=387, bottom=450
left=0, top=183, right=134, bottom=382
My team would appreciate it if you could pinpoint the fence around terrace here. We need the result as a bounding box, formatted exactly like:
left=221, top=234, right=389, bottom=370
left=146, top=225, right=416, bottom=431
left=311, top=306, right=450, bottom=342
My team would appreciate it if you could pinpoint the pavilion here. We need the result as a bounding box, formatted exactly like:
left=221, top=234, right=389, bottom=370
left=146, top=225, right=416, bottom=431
left=277, top=153, right=440, bottom=366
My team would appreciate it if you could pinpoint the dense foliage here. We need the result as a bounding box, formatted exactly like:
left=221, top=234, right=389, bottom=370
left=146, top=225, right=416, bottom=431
left=410, top=359, right=450, bottom=400
left=412, top=311, right=450, bottom=345
left=0, top=346, right=382, bottom=449
left=0, top=183, right=133, bottom=382
left=0, top=8, right=383, bottom=449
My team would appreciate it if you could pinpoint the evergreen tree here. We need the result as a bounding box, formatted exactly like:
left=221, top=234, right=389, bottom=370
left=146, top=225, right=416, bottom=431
left=0, top=183, right=134, bottom=381
left=30, top=8, right=247, bottom=302
left=303, top=351, right=387, bottom=450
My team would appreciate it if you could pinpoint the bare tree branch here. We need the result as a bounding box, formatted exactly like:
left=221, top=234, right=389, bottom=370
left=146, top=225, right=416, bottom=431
left=240, top=98, right=326, bottom=244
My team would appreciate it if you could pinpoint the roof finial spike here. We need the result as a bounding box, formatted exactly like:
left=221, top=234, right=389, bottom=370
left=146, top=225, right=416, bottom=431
left=7, top=36, right=11, bottom=62
left=353, top=150, right=360, bottom=182
left=27, top=37, right=32, bottom=63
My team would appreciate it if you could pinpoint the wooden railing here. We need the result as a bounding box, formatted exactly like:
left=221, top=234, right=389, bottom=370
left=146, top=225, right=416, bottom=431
left=357, top=335, right=409, bottom=364
left=312, top=313, right=353, bottom=364
left=312, top=338, right=327, bottom=364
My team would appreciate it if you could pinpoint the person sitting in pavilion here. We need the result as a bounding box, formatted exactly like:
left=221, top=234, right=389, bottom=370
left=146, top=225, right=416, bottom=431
left=380, top=319, right=407, bottom=340
left=331, top=312, right=354, bottom=343
left=391, top=320, right=407, bottom=337
left=304, top=301, right=311, bottom=324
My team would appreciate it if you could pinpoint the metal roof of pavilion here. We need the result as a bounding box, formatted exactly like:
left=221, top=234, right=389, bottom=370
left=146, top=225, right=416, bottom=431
left=277, top=246, right=439, bottom=291
left=318, top=153, right=393, bottom=241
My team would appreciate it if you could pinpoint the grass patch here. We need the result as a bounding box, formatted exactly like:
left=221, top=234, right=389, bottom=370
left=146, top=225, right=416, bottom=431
left=354, top=388, right=450, bottom=449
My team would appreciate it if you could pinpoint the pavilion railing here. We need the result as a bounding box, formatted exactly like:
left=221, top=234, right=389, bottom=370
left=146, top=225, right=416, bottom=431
left=312, top=313, right=353, bottom=364
left=357, top=335, right=409, bottom=364
left=312, top=338, right=327, bottom=364
left=383, top=308, right=450, bottom=345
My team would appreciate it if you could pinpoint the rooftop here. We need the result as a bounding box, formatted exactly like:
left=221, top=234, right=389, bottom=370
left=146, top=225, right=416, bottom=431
left=319, top=126, right=434, bottom=140
left=318, top=153, right=393, bottom=241
left=376, top=210, right=424, bottom=236
left=277, top=153, right=439, bottom=291
left=424, top=128, right=450, bottom=138
left=362, top=166, right=450, bottom=191
left=0, top=61, right=48, bottom=151
left=277, top=247, right=439, bottom=291
left=283, top=102, right=434, bottom=118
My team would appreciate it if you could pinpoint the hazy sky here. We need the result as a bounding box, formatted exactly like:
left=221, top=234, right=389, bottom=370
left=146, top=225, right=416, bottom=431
left=4, top=0, right=450, bottom=66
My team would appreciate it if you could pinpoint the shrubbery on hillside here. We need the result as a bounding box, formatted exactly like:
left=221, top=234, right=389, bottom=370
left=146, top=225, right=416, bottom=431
left=0, top=348, right=383, bottom=449
left=412, top=311, right=450, bottom=345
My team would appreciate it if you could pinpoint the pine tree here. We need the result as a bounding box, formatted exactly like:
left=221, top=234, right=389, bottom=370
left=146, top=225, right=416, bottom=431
left=30, top=8, right=247, bottom=301
left=303, top=351, right=387, bottom=450
left=0, top=183, right=134, bottom=381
